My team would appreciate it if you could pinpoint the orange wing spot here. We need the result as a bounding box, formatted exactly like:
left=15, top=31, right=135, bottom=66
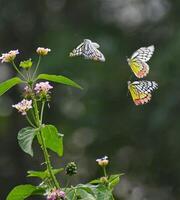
left=134, top=94, right=152, bottom=106
left=136, top=62, right=149, bottom=78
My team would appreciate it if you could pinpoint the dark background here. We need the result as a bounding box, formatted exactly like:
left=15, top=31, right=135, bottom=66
left=0, top=0, right=179, bottom=199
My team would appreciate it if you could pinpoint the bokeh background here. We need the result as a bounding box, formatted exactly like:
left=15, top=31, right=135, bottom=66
left=0, top=0, right=179, bottom=199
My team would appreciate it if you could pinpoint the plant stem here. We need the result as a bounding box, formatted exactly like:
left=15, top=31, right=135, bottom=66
left=39, top=129, right=60, bottom=188
left=103, top=166, right=107, bottom=177
left=32, top=55, right=41, bottom=79
left=32, top=97, right=59, bottom=188
left=26, top=115, right=36, bottom=128
left=40, top=101, right=45, bottom=123
left=12, top=61, right=26, bottom=79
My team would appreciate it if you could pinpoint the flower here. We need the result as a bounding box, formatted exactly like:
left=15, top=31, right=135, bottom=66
left=96, top=156, right=109, bottom=167
left=23, top=86, right=33, bottom=98
left=65, top=162, right=77, bottom=176
left=12, top=99, right=32, bottom=115
left=46, top=189, right=65, bottom=200
left=36, top=47, right=51, bottom=56
left=34, top=81, right=53, bottom=95
left=0, top=50, right=19, bottom=63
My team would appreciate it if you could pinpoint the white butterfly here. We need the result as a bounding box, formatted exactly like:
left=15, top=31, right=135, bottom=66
left=127, top=45, right=155, bottom=78
left=69, top=39, right=105, bottom=62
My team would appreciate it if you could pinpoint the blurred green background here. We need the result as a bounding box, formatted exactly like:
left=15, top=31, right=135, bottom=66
left=0, top=0, right=180, bottom=199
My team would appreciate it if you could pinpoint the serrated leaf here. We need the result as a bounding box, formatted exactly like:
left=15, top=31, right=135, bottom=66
left=108, top=173, right=124, bottom=189
left=17, top=127, right=37, bottom=157
left=19, top=59, right=32, bottom=69
left=0, top=77, right=23, bottom=96
left=37, top=74, right=82, bottom=90
left=6, top=184, right=37, bottom=200
left=40, top=125, right=63, bottom=157
left=27, top=168, right=64, bottom=179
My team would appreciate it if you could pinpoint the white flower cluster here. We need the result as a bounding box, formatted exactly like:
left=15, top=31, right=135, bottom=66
left=36, top=47, right=51, bottom=56
left=96, top=156, right=109, bottom=167
left=12, top=99, right=32, bottom=115
left=0, top=50, right=19, bottom=63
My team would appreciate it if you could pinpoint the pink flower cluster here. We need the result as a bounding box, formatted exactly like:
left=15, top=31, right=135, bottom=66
left=12, top=99, right=32, bottom=115
left=47, top=189, right=65, bottom=200
left=34, top=81, right=53, bottom=94
left=0, top=50, right=19, bottom=63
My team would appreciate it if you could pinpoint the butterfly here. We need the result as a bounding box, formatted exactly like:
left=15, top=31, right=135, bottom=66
left=69, top=39, right=105, bottom=62
left=128, top=80, right=158, bottom=105
left=127, top=45, right=155, bottom=78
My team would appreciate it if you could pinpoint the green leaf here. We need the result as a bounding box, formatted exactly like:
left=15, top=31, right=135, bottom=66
left=27, top=168, right=64, bottom=179
left=37, top=74, right=82, bottom=90
left=0, top=77, right=23, bottom=96
left=19, top=59, right=32, bottom=69
left=92, top=185, right=113, bottom=200
left=108, top=173, right=124, bottom=189
left=66, top=187, right=96, bottom=200
left=89, top=179, right=102, bottom=184
left=6, top=184, right=37, bottom=200
left=17, top=127, right=37, bottom=157
left=40, top=125, right=63, bottom=157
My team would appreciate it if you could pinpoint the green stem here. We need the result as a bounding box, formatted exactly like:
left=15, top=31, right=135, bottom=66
left=39, top=129, right=60, bottom=188
left=32, top=55, right=41, bottom=79
left=103, top=166, right=107, bottom=177
left=26, top=115, right=36, bottom=128
left=72, top=189, right=77, bottom=200
left=12, top=61, right=26, bottom=79
left=32, top=97, right=59, bottom=188
left=40, top=101, right=45, bottom=123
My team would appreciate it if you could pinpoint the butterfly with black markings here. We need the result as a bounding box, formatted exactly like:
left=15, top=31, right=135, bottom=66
left=127, top=45, right=155, bottom=78
left=69, top=39, right=105, bottom=62
left=128, top=80, right=158, bottom=105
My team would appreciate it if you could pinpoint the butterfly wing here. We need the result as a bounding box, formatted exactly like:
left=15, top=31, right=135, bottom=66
left=128, top=45, right=154, bottom=78
left=69, top=42, right=84, bottom=57
left=131, top=45, right=155, bottom=62
left=83, top=40, right=105, bottom=62
left=128, top=59, right=149, bottom=78
left=128, top=81, right=158, bottom=105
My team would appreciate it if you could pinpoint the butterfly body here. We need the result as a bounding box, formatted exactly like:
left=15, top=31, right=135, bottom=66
left=69, top=39, right=105, bottom=62
left=128, top=80, right=158, bottom=105
left=127, top=45, right=154, bottom=78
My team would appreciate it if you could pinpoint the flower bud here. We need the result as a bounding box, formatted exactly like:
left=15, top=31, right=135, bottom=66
left=100, top=176, right=108, bottom=184
left=36, top=47, right=51, bottom=56
left=96, top=156, right=109, bottom=167
left=65, top=162, right=77, bottom=176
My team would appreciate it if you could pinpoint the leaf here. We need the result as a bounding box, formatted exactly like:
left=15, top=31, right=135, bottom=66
left=19, top=59, right=32, bottom=69
left=0, top=77, right=23, bottom=96
left=6, top=184, right=37, bottom=200
left=17, top=127, right=37, bottom=157
left=76, top=188, right=96, bottom=200
left=37, top=74, right=82, bottom=89
left=66, top=187, right=96, bottom=200
left=108, top=173, right=124, bottom=189
left=93, top=185, right=113, bottom=200
left=27, top=168, right=64, bottom=179
left=40, top=125, right=63, bottom=157
left=89, top=179, right=102, bottom=184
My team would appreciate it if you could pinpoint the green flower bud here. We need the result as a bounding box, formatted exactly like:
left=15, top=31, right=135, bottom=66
left=65, top=162, right=77, bottom=176
left=19, top=59, right=32, bottom=69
